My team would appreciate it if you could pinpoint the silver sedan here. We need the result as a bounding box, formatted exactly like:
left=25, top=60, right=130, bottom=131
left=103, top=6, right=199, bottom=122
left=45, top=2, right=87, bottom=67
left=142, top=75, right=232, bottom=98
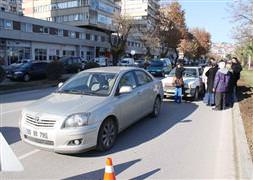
left=20, top=67, right=164, bottom=154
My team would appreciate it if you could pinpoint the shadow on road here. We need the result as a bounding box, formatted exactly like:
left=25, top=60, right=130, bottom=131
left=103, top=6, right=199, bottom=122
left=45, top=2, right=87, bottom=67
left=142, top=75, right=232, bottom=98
left=74, top=101, right=198, bottom=157
left=0, top=126, right=21, bottom=145
left=64, top=159, right=142, bottom=180
left=130, top=168, right=161, bottom=180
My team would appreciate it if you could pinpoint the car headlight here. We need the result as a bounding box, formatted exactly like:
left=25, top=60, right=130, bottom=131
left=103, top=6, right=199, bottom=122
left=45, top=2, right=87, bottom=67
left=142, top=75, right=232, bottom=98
left=63, top=113, right=91, bottom=128
left=14, top=71, right=23, bottom=75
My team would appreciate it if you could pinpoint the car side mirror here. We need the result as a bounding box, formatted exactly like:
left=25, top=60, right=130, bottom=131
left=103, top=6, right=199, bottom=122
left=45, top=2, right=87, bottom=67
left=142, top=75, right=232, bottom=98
left=58, top=82, right=63, bottom=88
left=119, top=86, right=133, bottom=94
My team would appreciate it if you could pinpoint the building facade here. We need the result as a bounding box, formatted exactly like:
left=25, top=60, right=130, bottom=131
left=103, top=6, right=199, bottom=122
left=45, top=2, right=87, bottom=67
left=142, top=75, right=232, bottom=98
left=0, top=0, right=23, bottom=14
left=0, top=11, right=110, bottom=65
left=23, top=0, right=120, bottom=31
left=119, top=0, right=159, bottom=29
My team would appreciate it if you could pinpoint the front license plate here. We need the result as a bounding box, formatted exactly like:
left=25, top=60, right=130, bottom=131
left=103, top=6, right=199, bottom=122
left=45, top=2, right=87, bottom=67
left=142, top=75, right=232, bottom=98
left=26, top=129, right=48, bottom=139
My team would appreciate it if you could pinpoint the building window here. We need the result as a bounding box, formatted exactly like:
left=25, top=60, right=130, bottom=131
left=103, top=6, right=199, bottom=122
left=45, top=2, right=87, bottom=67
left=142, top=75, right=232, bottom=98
left=4, top=20, right=12, bottom=29
left=33, top=24, right=43, bottom=33
left=94, top=35, right=98, bottom=41
left=13, top=21, right=21, bottom=30
left=63, top=30, right=68, bottom=37
left=35, top=48, right=47, bottom=61
left=101, top=36, right=105, bottom=42
left=76, top=32, right=80, bottom=39
left=26, top=23, right=32, bottom=32
left=49, top=27, right=58, bottom=35
left=69, top=31, right=75, bottom=38
left=86, top=33, right=90, bottom=40
left=43, top=27, right=49, bottom=34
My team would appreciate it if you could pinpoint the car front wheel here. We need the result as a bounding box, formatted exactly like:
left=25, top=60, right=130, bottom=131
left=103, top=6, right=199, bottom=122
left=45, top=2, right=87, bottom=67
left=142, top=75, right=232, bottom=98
left=97, top=118, right=118, bottom=152
left=151, top=96, right=161, bottom=117
left=23, top=74, right=30, bottom=82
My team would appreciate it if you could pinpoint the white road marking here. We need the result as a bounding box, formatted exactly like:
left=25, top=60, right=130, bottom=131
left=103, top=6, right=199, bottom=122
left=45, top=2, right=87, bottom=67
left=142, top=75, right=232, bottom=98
left=18, top=149, right=40, bottom=161
left=0, top=133, right=24, bottom=171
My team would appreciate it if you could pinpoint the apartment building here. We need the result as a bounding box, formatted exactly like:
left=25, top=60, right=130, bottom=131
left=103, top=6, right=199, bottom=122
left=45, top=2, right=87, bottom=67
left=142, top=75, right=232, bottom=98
left=23, top=0, right=120, bottom=31
left=0, top=0, right=23, bottom=14
left=0, top=11, right=110, bottom=65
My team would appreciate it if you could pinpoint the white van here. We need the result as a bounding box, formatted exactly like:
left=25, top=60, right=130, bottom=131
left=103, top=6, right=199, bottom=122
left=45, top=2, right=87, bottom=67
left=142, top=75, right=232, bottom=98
left=119, top=58, right=135, bottom=66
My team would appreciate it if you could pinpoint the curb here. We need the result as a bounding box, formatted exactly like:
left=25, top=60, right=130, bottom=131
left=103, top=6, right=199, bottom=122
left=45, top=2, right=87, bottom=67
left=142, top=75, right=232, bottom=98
left=0, top=84, right=57, bottom=95
left=232, top=102, right=253, bottom=179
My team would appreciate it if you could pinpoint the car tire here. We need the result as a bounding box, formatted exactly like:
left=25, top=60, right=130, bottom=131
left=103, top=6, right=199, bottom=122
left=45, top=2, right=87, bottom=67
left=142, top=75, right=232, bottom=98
left=23, top=74, right=30, bottom=82
left=151, top=96, right=161, bottom=117
left=97, top=118, right=118, bottom=152
left=194, top=87, right=199, bottom=101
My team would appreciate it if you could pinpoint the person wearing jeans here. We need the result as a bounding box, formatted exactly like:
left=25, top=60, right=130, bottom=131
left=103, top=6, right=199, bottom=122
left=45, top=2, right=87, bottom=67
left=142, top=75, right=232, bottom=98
left=205, top=61, right=218, bottom=106
left=174, top=62, right=184, bottom=103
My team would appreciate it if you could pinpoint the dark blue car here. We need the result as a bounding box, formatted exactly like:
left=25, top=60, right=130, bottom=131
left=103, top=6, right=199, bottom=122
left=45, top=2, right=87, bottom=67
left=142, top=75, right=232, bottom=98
left=7, top=62, right=48, bottom=81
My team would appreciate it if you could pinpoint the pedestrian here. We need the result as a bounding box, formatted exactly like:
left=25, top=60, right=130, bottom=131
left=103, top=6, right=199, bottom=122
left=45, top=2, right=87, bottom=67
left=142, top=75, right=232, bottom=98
left=225, top=61, right=236, bottom=108
left=205, top=61, right=218, bottom=106
left=231, top=57, right=242, bottom=100
left=202, top=61, right=212, bottom=104
left=173, top=62, right=185, bottom=103
left=213, top=61, right=230, bottom=111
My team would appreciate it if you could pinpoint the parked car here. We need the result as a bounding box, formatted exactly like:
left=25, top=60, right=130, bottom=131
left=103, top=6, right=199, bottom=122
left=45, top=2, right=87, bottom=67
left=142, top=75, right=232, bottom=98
left=59, top=56, right=83, bottom=73
left=147, top=60, right=171, bottom=77
left=6, top=62, right=48, bottom=82
left=20, top=67, right=163, bottom=153
left=160, top=58, right=173, bottom=70
left=118, top=58, right=135, bottom=66
left=162, top=66, right=204, bottom=100
left=94, top=57, right=109, bottom=67
left=134, top=60, right=145, bottom=68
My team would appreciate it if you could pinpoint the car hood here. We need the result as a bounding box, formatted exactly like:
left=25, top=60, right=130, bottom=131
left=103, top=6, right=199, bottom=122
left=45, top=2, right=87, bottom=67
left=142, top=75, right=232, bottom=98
left=24, top=93, right=107, bottom=117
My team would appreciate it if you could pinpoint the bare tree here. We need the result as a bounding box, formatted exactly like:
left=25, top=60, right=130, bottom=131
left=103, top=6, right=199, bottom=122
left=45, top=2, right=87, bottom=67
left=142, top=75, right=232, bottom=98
left=108, top=14, right=134, bottom=65
left=157, top=1, right=187, bottom=61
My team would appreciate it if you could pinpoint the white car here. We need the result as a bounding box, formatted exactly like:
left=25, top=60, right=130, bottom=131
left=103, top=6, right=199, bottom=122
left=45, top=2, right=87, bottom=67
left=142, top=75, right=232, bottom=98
left=118, top=58, right=135, bottom=66
left=20, top=67, right=163, bottom=154
left=162, top=66, right=204, bottom=100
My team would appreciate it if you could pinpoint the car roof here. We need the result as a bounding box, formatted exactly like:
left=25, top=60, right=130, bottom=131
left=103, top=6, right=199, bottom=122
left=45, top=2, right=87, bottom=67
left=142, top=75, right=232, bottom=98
left=83, top=66, right=140, bottom=74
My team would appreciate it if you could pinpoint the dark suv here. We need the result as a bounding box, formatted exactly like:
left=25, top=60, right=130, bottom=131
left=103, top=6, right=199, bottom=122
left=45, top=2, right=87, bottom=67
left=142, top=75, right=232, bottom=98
left=7, top=62, right=48, bottom=81
left=59, top=56, right=83, bottom=73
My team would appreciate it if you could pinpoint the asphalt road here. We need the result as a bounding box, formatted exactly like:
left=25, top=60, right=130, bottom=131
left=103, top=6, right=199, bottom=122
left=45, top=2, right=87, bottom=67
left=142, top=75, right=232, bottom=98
left=0, top=87, right=237, bottom=179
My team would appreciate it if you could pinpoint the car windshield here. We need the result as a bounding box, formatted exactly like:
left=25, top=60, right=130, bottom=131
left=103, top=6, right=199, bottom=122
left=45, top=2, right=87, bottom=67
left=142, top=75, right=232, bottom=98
left=168, top=68, right=198, bottom=78
left=150, top=61, right=163, bottom=67
left=57, top=72, right=118, bottom=96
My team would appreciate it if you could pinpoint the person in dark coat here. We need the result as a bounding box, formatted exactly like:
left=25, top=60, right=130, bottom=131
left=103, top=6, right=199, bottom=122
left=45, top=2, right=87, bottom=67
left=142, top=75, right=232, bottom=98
left=213, top=61, right=230, bottom=110
left=174, top=62, right=185, bottom=103
left=205, top=61, right=218, bottom=106
left=225, top=61, right=236, bottom=108
left=231, top=57, right=242, bottom=100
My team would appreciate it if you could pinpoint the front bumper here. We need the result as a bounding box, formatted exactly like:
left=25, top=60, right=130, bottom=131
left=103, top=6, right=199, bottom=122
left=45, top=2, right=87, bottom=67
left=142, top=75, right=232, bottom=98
left=20, top=123, right=99, bottom=154
left=163, top=86, right=195, bottom=97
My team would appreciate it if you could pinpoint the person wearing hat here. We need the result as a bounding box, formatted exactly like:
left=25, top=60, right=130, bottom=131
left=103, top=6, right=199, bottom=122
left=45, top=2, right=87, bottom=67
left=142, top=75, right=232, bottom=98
left=213, top=61, right=230, bottom=110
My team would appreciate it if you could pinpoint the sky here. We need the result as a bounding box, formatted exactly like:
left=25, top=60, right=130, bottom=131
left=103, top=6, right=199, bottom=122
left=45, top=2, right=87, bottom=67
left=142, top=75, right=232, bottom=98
left=176, top=0, right=234, bottom=43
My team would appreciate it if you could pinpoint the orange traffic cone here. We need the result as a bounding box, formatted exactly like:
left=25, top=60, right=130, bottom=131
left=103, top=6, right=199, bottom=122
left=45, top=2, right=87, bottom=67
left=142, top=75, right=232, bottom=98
left=104, top=158, right=116, bottom=180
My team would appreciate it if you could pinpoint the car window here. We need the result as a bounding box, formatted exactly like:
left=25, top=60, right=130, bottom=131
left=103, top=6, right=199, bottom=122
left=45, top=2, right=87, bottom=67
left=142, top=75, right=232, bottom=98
left=58, top=72, right=117, bottom=96
left=119, top=72, right=137, bottom=89
left=135, top=70, right=152, bottom=86
left=32, top=63, right=43, bottom=69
